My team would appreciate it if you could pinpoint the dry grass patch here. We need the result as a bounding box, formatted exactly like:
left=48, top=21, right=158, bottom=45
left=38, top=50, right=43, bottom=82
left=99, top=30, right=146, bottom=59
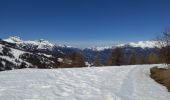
left=150, top=66, right=170, bottom=92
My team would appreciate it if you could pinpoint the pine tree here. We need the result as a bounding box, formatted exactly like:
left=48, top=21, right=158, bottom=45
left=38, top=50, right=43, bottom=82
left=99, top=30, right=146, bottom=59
left=71, top=52, right=85, bottom=67
left=148, top=53, right=159, bottom=64
left=160, top=46, right=170, bottom=65
left=93, top=53, right=101, bottom=66
left=128, top=54, right=136, bottom=65
left=107, top=47, right=123, bottom=66
left=137, top=55, right=145, bottom=64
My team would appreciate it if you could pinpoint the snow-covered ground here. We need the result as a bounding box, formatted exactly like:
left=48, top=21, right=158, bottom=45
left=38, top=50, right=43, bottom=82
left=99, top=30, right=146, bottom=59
left=0, top=65, right=170, bottom=100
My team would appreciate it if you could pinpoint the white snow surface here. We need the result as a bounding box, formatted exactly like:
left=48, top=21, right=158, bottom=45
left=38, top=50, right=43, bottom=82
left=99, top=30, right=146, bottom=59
left=0, top=64, right=170, bottom=100
left=57, top=58, right=63, bottom=62
left=0, top=45, right=2, bottom=53
left=10, top=48, right=26, bottom=59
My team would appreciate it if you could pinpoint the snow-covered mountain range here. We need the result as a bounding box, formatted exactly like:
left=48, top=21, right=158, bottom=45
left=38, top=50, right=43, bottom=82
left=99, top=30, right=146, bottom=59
left=3, top=36, right=158, bottom=51
left=117, top=41, right=158, bottom=48
left=4, top=36, right=55, bottom=50
left=0, top=36, right=160, bottom=71
left=89, top=41, right=158, bottom=51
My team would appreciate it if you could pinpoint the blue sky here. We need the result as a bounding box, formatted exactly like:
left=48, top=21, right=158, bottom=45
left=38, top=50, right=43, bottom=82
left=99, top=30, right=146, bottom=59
left=0, top=0, right=170, bottom=47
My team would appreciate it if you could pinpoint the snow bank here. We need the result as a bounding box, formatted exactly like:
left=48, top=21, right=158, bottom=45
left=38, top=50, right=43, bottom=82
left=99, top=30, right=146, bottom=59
left=0, top=64, right=169, bottom=100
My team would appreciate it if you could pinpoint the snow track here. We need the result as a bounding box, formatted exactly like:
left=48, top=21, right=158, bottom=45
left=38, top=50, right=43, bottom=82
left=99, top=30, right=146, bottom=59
left=0, top=65, right=170, bottom=100
left=118, top=65, right=170, bottom=100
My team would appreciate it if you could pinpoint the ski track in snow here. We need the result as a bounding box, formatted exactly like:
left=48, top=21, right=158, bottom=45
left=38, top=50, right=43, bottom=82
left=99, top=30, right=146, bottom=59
left=0, top=65, right=170, bottom=100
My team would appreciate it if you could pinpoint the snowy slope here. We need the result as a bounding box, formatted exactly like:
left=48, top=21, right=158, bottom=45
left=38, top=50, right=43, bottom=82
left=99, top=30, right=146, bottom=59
left=0, top=40, right=61, bottom=70
left=0, top=43, right=32, bottom=69
left=0, top=64, right=169, bottom=100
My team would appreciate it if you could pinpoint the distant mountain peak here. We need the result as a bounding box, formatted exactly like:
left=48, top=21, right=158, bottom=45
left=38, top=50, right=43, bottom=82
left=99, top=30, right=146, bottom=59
left=88, top=40, right=159, bottom=51
left=38, top=39, right=45, bottom=42
left=117, top=41, right=158, bottom=48
left=89, top=46, right=113, bottom=51
left=4, top=36, right=23, bottom=43
left=3, top=36, right=54, bottom=50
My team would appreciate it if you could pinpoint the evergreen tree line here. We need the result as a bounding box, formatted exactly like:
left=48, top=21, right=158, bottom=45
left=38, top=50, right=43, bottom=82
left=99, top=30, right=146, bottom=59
left=63, top=47, right=161, bottom=67
left=93, top=47, right=161, bottom=66
left=59, top=52, right=86, bottom=68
